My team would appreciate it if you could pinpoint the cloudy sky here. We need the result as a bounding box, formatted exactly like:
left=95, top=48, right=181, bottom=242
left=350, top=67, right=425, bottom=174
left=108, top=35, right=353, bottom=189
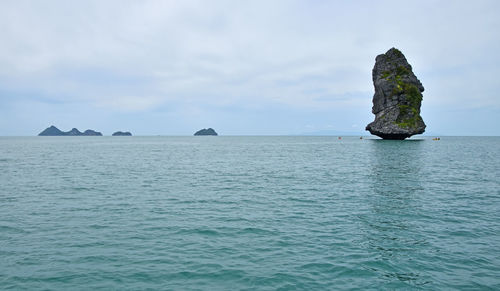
left=1, top=0, right=499, bottom=136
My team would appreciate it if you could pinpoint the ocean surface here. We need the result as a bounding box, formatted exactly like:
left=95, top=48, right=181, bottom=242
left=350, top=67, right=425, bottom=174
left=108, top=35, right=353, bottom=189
left=1, top=136, right=499, bottom=290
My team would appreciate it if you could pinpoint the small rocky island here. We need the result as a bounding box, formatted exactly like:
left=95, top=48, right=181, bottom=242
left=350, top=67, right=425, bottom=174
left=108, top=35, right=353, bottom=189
left=194, top=128, right=218, bottom=136
left=366, top=48, right=426, bottom=139
left=38, top=125, right=103, bottom=136
left=112, top=131, right=132, bottom=136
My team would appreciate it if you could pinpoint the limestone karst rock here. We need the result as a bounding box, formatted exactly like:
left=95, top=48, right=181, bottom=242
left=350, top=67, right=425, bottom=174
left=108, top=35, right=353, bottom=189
left=366, top=48, right=426, bottom=139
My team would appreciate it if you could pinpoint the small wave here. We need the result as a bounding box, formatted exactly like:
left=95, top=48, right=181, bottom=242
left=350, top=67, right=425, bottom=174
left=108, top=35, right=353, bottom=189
left=171, top=269, right=247, bottom=281
left=70, top=186, right=94, bottom=191
left=237, top=227, right=274, bottom=235
left=288, top=197, right=316, bottom=203
left=88, top=224, right=109, bottom=229
left=175, top=228, right=220, bottom=236
left=0, top=225, right=28, bottom=234
left=299, top=262, right=336, bottom=270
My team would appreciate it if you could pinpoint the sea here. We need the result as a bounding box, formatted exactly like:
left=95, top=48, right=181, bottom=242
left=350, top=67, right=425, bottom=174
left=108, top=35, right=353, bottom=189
left=1, top=136, right=499, bottom=290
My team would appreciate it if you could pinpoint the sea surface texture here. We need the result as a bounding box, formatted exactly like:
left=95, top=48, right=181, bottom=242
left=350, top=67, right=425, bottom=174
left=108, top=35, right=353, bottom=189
left=1, top=136, right=499, bottom=290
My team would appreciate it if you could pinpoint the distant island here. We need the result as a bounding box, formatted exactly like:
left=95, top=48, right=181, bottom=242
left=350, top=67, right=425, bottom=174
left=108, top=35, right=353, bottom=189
left=112, top=131, right=132, bottom=136
left=38, top=125, right=102, bottom=136
left=194, top=128, right=218, bottom=136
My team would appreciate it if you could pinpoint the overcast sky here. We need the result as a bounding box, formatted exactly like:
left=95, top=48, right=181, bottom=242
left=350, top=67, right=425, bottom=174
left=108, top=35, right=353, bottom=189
left=1, top=0, right=499, bottom=135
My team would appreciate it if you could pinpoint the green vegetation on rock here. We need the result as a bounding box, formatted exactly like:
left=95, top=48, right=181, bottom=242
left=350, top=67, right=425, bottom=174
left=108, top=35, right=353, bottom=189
left=393, top=81, right=423, bottom=128
left=396, top=65, right=410, bottom=76
left=382, top=64, right=423, bottom=129
left=404, top=83, right=423, bottom=107
left=390, top=48, right=404, bottom=58
left=396, top=104, right=422, bottom=129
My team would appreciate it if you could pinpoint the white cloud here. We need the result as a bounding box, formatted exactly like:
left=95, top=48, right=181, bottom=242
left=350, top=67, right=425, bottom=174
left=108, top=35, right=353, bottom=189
left=94, top=95, right=166, bottom=112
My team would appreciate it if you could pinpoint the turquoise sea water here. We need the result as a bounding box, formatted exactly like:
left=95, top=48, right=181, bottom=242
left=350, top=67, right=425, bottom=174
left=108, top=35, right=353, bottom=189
left=1, top=136, right=499, bottom=290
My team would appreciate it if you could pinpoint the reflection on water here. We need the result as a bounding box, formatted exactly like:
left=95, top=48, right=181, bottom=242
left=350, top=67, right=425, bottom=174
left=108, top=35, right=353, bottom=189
left=360, top=140, right=430, bottom=286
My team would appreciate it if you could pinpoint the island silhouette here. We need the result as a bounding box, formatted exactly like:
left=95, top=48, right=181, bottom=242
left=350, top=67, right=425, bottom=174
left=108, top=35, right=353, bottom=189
left=38, top=126, right=102, bottom=136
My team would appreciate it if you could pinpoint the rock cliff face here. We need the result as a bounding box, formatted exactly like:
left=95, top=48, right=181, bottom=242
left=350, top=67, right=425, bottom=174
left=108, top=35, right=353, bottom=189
left=38, top=126, right=103, bottom=136
left=366, top=48, right=426, bottom=139
left=194, top=128, right=218, bottom=136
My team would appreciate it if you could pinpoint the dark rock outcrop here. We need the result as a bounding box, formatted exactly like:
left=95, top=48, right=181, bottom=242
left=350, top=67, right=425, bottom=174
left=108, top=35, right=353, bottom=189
left=194, top=128, right=218, bottom=136
left=38, top=126, right=102, bottom=136
left=112, top=131, right=132, bottom=136
left=366, top=48, right=426, bottom=139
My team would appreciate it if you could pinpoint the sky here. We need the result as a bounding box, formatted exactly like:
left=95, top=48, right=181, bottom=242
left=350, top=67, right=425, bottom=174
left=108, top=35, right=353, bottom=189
left=1, top=0, right=499, bottom=136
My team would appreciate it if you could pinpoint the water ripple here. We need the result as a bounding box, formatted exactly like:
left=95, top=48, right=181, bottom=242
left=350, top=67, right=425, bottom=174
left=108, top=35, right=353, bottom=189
left=0, top=136, right=499, bottom=289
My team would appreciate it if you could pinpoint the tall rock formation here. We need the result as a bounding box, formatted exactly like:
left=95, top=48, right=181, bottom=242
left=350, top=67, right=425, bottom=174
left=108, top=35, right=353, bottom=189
left=366, top=48, right=426, bottom=139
